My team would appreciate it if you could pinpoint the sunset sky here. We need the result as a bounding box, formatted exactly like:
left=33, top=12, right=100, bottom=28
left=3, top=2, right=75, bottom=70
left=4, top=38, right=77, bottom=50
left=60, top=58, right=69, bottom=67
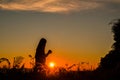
left=0, top=0, right=120, bottom=69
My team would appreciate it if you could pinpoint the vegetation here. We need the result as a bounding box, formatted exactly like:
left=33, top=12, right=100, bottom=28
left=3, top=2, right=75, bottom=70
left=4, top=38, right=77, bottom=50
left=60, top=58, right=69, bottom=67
left=0, top=19, right=120, bottom=80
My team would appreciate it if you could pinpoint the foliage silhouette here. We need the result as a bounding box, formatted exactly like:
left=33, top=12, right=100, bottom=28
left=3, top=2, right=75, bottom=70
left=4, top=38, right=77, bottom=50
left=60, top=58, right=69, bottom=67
left=93, top=19, right=120, bottom=80
left=0, top=58, right=10, bottom=69
left=28, top=55, right=35, bottom=68
left=13, top=56, right=24, bottom=69
left=98, top=19, right=120, bottom=70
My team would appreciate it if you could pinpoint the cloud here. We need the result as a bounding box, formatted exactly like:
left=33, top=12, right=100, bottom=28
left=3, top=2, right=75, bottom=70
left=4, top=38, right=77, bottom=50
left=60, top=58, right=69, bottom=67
left=0, top=0, right=120, bottom=13
left=0, top=0, right=100, bottom=13
left=98, top=0, right=120, bottom=12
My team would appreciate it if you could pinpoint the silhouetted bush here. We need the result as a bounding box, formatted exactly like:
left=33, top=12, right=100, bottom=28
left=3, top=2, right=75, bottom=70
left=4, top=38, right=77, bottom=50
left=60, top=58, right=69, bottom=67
left=98, top=19, right=120, bottom=70
left=96, top=19, right=120, bottom=80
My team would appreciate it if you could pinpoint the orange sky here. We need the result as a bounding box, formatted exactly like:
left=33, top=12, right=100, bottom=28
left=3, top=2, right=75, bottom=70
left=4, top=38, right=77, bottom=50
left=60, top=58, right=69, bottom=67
left=0, top=0, right=120, bottom=70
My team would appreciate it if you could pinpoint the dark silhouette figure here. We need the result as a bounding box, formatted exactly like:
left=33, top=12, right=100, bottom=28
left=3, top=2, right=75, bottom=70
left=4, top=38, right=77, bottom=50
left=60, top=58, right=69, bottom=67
left=98, top=19, right=120, bottom=70
left=34, top=38, right=52, bottom=72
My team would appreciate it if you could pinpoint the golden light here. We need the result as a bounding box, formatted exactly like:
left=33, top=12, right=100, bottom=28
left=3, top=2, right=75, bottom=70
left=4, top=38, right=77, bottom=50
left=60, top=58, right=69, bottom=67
left=49, top=62, right=55, bottom=68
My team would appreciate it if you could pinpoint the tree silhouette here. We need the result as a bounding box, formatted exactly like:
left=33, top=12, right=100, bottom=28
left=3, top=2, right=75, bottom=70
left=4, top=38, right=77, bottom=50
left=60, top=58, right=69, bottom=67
left=99, top=19, right=120, bottom=69
left=34, top=38, right=52, bottom=72
left=112, top=19, right=120, bottom=50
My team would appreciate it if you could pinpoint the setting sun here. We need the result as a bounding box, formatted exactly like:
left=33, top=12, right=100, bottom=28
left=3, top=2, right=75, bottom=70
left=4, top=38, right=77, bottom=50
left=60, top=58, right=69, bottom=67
left=49, top=62, right=55, bottom=68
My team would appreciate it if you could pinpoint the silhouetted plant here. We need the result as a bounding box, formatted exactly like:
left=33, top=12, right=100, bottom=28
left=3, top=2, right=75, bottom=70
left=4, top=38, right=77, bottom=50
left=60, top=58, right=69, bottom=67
left=98, top=19, right=120, bottom=70
left=111, top=19, right=120, bottom=50
left=0, top=58, right=10, bottom=69
left=67, top=64, right=76, bottom=70
left=28, top=54, right=35, bottom=68
left=13, top=56, right=24, bottom=69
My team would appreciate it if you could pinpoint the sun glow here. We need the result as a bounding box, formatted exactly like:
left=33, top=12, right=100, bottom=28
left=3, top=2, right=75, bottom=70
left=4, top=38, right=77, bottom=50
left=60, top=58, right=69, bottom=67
left=49, top=62, right=55, bottom=68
